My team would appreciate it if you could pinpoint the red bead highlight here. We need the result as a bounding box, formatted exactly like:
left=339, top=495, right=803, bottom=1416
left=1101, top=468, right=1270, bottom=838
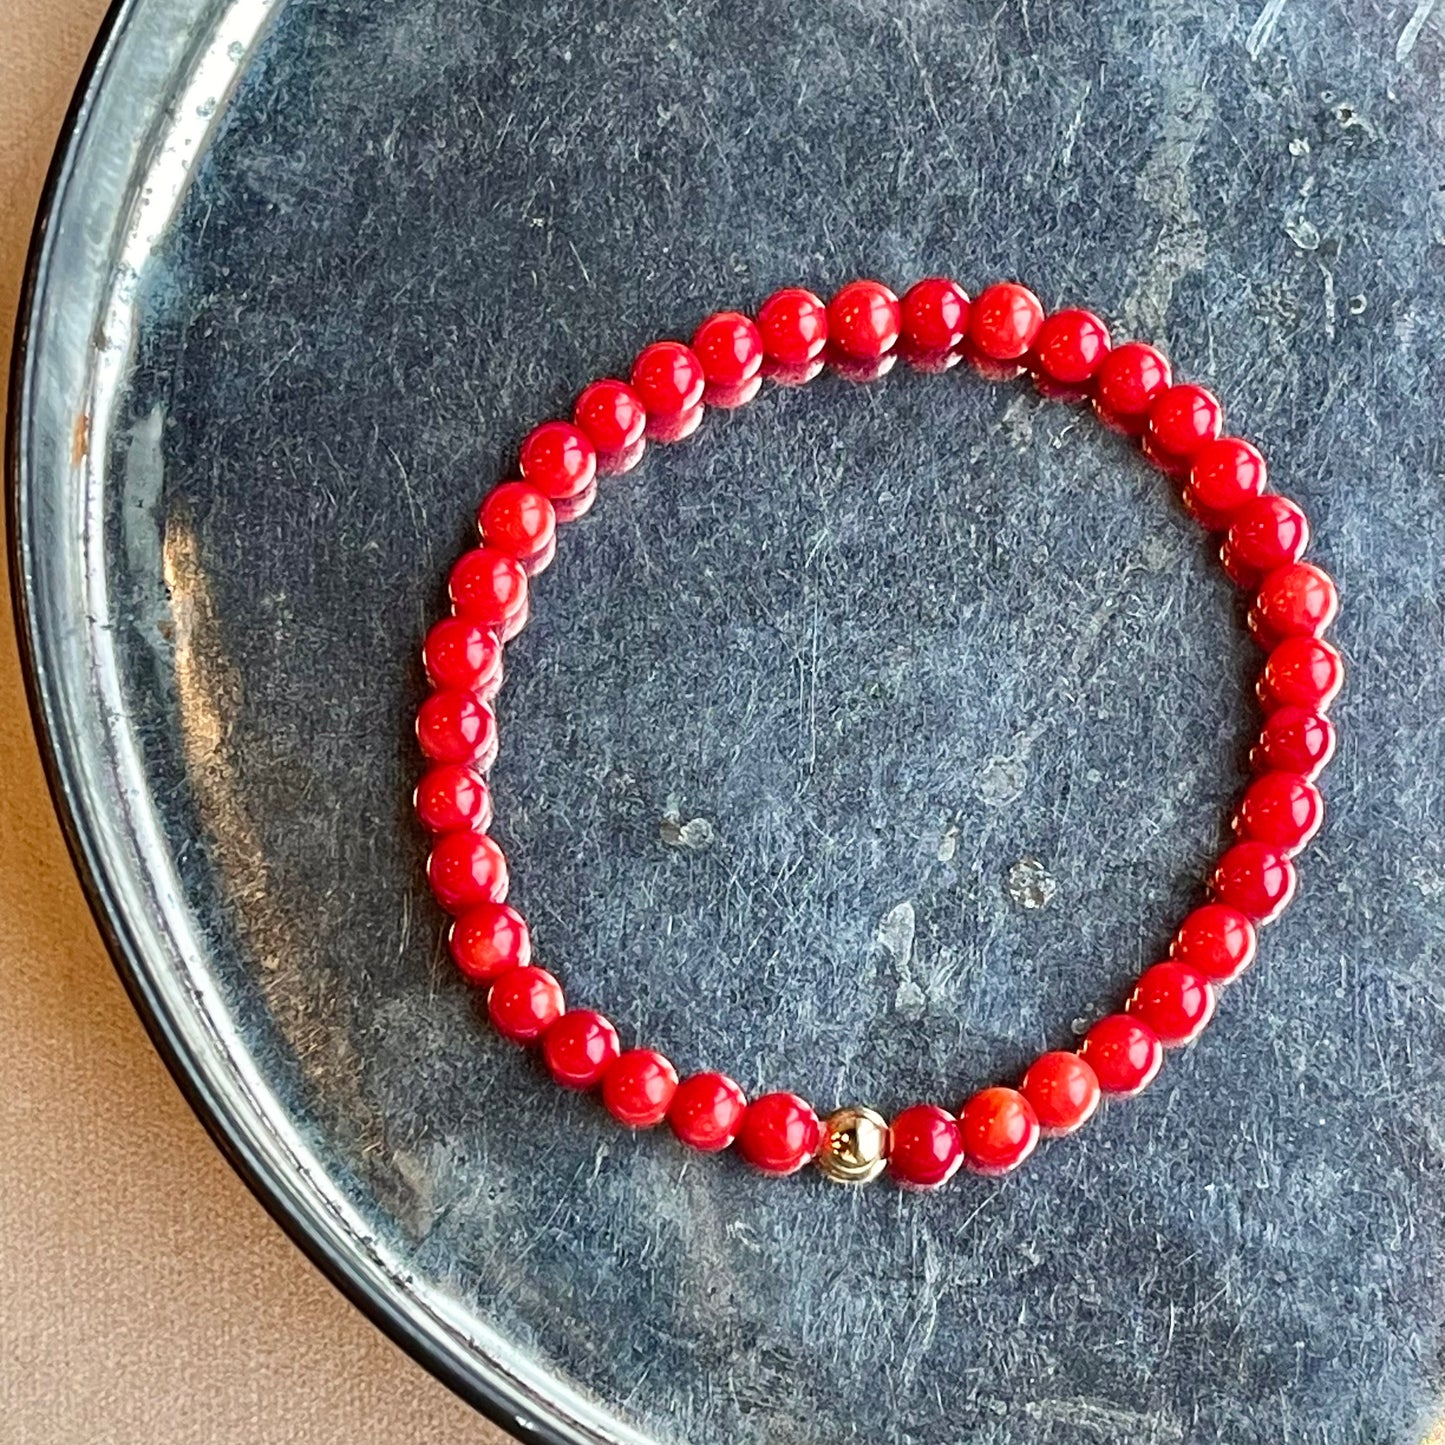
left=416, top=690, right=498, bottom=768
left=692, top=312, right=763, bottom=387
left=422, top=616, right=503, bottom=698
left=968, top=281, right=1045, bottom=362
left=427, top=830, right=509, bottom=913
left=827, top=280, right=901, bottom=360
left=886, top=1104, right=964, bottom=1190
left=1251, top=706, right=1337, bottom=782
left=630, top=341, right=706, bottom=418
left=959, top=1087, right=1040, bottom=1175
left=1079, top=1015, right=1163, bottom=1096
left=1127, top=961, right=1216, bottom=1046
left=1031, top=308, right=1112, bottom=387
left=1185, top=438, right=1267, bottom=529
left=1145, top=383, right=1223, bottom=472
left=900, top=277, right=970, bottom=353
left=756, top=287, right=828, bottom=366
left=542, top=1009, right=620, bottom=1089
left=737, top=1092, right=821, bottom=1176
left=668, top=1072, right=748, bottom=1153
left=602, top=1049, right=678, bottom=1128
left=414, top=763, right=492, bottom=834
left=448, top=547, right=529, bottom=639
left=478, top=482, right=557, bottom=570
left=1170, top=903, right=1257, bottom=985
left=448, top=902, right=531, bottom=984
left=1221, top=495, right=1311, bottom=587
left=574, top=379, right=647, bottom=454
left=487, top=964, right=564, bottom=1043
left=1211, top=840, right=1298, bottom=924
left=1234, top=770, right=1324, bottom=855
left=1249, top=563, right=1339, bottom=646
left=1020, top=1052, right=1100, bottom=1136
left=1093, top=342, right=1172, bottom=433
left=1259, top=637, right=1344, bottom=714
left=518, top=420, right=597, bottom=501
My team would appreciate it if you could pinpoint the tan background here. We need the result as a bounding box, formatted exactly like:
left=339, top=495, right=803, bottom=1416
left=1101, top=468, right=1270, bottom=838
left=0, top=3, right=508, bottom=1440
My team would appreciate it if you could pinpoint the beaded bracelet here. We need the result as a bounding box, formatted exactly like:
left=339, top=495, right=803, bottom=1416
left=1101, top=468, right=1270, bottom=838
left=413, top=277, right=1342, bottom=1187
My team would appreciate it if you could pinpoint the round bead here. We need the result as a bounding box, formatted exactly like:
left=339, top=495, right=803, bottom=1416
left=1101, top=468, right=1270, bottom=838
left=1211, top=840, right=1298, bottom=924
left=1144, top=383, right=1223, bottom=471
left=422, top=616, right=503, bottom=698
left=1184, top=437, right=1267, bottom=528
left=1031, top=308, right=1112, bottom=387
left=414, top=763, right=492, bottom=834
left=1127, top=961, right=1216, bottom=1046
left=668, top=1072, right=748, bottom=1152
left=1258, top=637, right=1344, bottom=714
left=691, top=312, right=763, bottom=387
left=968, top=281, right=1045, bottom=362
left=1251, top=706, right=1337, bottom=782
left=1093, top=342, right=1172, bottom=433
left=1080, top=1015, right=1163, bottom=1095
left=1234, top=770, right=1324, bottom=855
left=1170, top=903, right=1257, bottom=985
left=448, top=547, right=529, bottom=638
left=478, top=482, right=556, bottom=569
left=886, top=1104, right=963, bottom=1189
left=757, top=287, right=829, bottom=366
left=959, top=1087, right=1040, bottom=1175
left=415, top=690, right=498, bottom=768
left=487, top=964, right=564, bottom=1043
left=1020, top=1052, right=1100, bottom=1136
left=827, top=280, right=901, bottom=361
left=448, top=902, right=531, bottom=984
left=518, top=420, right=597, bottom=500
left=630, top=341, right=706, bottom=418
left=1222, top=495, right=1311, bottom=587
left=574, top=379, right=647, bottom=454
left=900, top=277, right=971, bottom=353
left=602, top=1049, right=678, bottom=1128
left=542, top=1009, right=620, bottom=1089
left=737, top=1092, right=822, bottom=1176
left=1250, top=562, right=1339, bottom=645
left=427, top=830, right=509, bottom=913
left=816, top=1106, right=889, bottom=1184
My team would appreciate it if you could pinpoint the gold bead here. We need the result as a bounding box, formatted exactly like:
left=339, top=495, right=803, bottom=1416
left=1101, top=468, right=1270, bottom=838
left=816, top=1106, right=888, bottom=1184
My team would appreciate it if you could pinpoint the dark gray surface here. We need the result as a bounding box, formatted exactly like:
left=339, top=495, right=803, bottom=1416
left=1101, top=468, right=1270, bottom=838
left=22, top=0, right=1445, bottom=1440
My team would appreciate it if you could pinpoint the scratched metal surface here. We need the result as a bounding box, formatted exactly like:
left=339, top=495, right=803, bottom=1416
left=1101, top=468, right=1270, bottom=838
left=15, top=0, right=1445, bottom=1440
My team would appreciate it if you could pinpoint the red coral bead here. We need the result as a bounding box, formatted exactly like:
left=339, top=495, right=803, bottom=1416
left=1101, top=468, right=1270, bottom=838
left=630, top=340, right=706, bottom=418
left=691, top=312, right=763, bottom=387
left=1093, top=342, right=1172, bottom=434
left=1184, top=437, right=1267, bottom=528
left=1170, top=903, right=1257, bottom=984
left=422, top=616, right=503, bottom=699
left=416, top=690, right=498, bottom=768
left=414, top=763, right=492, bottom=834
left=1145, top=383, right=1223, bottom=472
left=449, top=902, right=531, bottom=984
left=1031, top=308, right=1112, bottom=387
left=757, top=287, right=829, bottom=366
left=518, top=420, right=597, bottom=501
left=1249, top=562, right=1339, bottom=646
left=542, top=1009, right=620, bottom=1089
left=886, top=1104, right=964, bottom=1189
left=737, top=1092, right=821, bottom=1176
left=1251, top=706, right=1337, bottom=782
left=1221, top=495, right=1311, bottom=587
left=1079, top=1015, right=1163, bottom=1095
left=1020, top=1052, right=1100, bottom=1136
left=827, top=280, right=901, bottom=360
left=1127, top=961, right=1216, bottom=1046
left=968, top=281, right=1045, bottom=362
left=1234, top=770, right=1324, bottom=855
left=574, top=379, right=647, bottom=454
left=900, top=277, right=971, bottom=353
left=1259, top=637, right=1344, bottom=714
left=959, top=1087, right=1040, bottom=1175
left=602, top=1049, right=678, bottom=1128
left=449, top=547, right=529, bottom=639
left=487, top=964, right=564, bottom=1043
left=668, top=1072, right=748, bottom=1152
left=1212, top=840, right=1298, bottom=923
left=427, top=830, right=509, bottom=913
left=478, top=481, right=556, bottom=571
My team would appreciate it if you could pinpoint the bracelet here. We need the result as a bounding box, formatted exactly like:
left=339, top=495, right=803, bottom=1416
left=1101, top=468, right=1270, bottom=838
left=412, top=277, right=1341, bottom=1187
